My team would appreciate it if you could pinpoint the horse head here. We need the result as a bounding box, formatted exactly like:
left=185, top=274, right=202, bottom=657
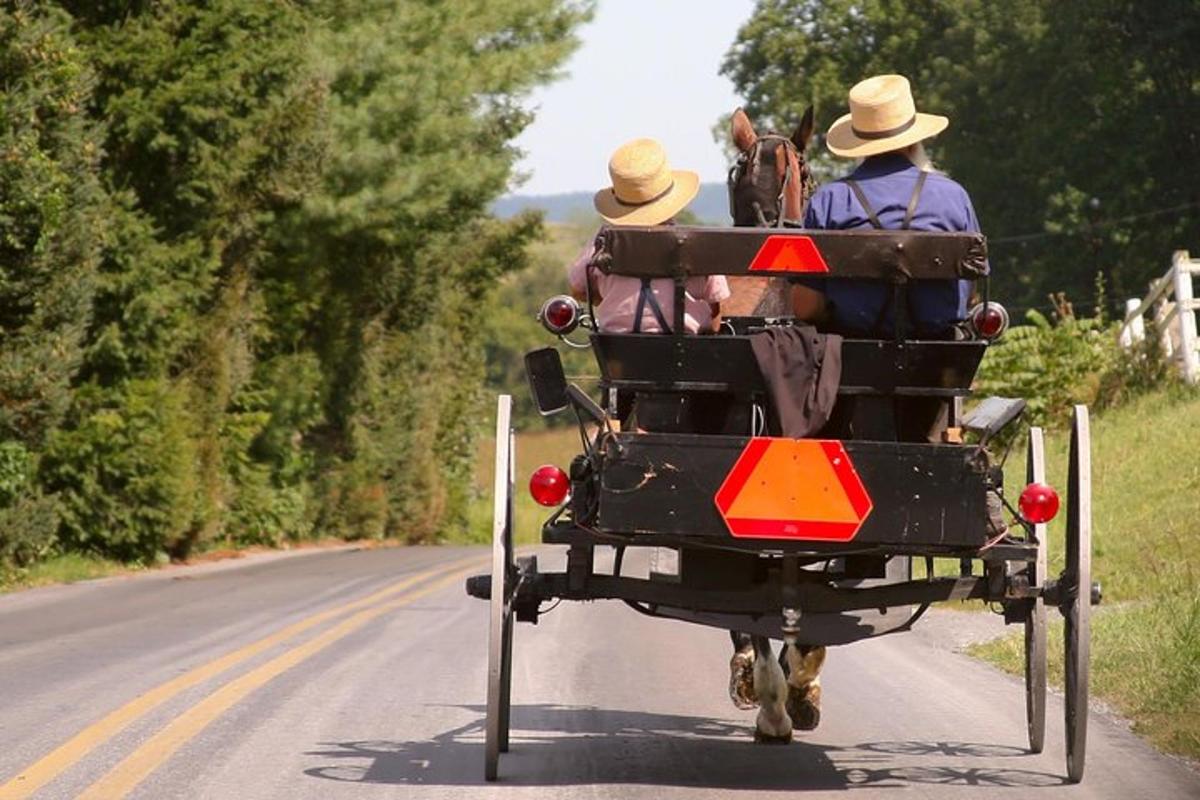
left=722, top=106, right=816, bottom=316
left=727, top=106, right=815, bottom=228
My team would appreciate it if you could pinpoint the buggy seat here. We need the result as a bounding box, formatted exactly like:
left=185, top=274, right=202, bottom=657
left=586, top=226, right=991, bottom=439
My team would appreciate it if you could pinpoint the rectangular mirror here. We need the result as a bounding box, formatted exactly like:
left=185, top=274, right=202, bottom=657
left=525, top=347, right=569, bottom=415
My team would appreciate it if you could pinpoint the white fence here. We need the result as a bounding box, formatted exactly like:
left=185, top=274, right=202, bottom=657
left=1119, top=250, right=1200, bottom=384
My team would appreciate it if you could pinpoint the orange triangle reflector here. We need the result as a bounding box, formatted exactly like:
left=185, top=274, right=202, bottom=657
left=747, top=235, right=830, bottom=274
left=714, top=439, right=872, bottom=541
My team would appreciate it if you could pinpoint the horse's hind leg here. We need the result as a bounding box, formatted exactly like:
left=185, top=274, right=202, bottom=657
left=783, top=644, right=826, bottom=731
left=751, top=635, right=792, bottom=743
left=728, top=631, right=757, bottom=709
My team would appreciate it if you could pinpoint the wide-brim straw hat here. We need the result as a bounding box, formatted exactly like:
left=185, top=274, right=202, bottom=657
left=593, top=138, right=700, bottom=226
left=826, top=74, right=948, bottom=158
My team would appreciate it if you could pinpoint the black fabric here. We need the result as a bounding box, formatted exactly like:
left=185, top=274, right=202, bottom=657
left=632, top=392, right=751, bottom=434
left=748, top=326, right=843, bottom=437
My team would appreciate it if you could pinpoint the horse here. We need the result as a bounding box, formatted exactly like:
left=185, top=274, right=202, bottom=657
left=723, top=105, right=829, bottom=743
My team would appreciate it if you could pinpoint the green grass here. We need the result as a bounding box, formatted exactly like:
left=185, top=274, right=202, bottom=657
left=0, top=552, right=133, bottom=594
left=453, top=425, right=584, bottom=546
left=971, top=386, right=1200, bottom=759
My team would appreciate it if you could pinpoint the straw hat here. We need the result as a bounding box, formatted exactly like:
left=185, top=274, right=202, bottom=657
left=825, top=74, right=948, bottom=158
left=593, top=138, right=700, bottom=226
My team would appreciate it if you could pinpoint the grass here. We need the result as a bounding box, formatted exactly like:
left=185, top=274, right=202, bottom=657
left=0, top=552, right=133, bottom=594
left=455, top=424, right=584, bottom=546
left=971, top=386, right=1200, bottom=759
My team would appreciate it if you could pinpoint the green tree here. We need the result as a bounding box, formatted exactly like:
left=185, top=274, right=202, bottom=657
left=279, top=0, right=593, bottom=540
left=0, top=4, right=107, bottom=565
left=722, top=0, right=1200, bottom=313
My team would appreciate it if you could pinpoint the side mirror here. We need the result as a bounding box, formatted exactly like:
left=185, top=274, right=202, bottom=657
left=524, top=347, right=569, bottom=416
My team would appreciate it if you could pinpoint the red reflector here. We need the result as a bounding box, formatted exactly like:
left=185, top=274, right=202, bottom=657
left=1019, top=482, right=1060, bottom=524
left=970, top=302, right=1009, bottom=339
left=748, top=235, right=830, bottom=274
left=545, top=300, right=575, bottom=330
left=529, top=465, right=569, bottom=507
left=539, top=295, right=580, bottom=335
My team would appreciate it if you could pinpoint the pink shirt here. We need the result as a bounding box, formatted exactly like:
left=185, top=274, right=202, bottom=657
left=567, top=238, right=731, bottom=334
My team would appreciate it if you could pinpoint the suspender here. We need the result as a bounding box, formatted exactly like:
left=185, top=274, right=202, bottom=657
left=845, top=170, right=928, bottom=231
left=632, top=278, right=672, bottom=333
left=844, top=170, right=929, bottom=337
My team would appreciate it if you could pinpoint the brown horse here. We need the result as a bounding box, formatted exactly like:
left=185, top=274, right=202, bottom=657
left=722, top=106, right=815, bottom=318
left=723, top=106, right=829, bottom=743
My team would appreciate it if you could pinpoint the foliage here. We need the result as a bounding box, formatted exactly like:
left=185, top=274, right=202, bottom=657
left=722, top=0, right=1200, bottom=314
left=0, top=0, right=592, bottom=570
left=42, top=380, right=199, bottom=563
left=481, top=222, right=601, bottom=429
left=975, top=296, right=1116, bottom=427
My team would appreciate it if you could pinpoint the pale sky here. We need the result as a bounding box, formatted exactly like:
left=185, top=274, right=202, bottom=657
left=510, top=0, right=757, bottom=196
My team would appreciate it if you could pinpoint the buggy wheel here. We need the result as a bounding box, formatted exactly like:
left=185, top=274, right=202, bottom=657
left=1063, top=405, right=1092, bottom=783
left=485, top=395, right=516, bottom=782
left=1024, top=426, right=1048, bottom=754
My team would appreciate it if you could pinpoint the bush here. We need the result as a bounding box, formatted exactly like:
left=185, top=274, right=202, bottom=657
left=41, top=380, right=199, bottom=563
left=0, top=441, right=59, bottom=568
left=975, top=296, right=1116, bottom=427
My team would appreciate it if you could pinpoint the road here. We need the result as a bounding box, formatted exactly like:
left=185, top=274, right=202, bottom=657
left=0, top=545, right=1196, bottom=799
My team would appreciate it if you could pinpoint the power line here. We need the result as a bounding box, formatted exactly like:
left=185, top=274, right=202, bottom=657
left=989, top=201, right=1199, bottom=245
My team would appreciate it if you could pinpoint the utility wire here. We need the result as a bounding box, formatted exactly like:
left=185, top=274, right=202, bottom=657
left=990, top=201, right=1199, bottom=245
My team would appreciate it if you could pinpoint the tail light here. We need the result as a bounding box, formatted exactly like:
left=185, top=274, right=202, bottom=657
left=538, top=295, right=580, bottom=335
left=529, top=465, right=570, bottom=507
left=1018, top=482, right=1060, bottom=524
left=969, top=302, right=1009, bottom=340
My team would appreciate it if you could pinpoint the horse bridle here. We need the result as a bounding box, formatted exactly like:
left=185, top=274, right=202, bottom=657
left=726, top=133, right=811, bottom=228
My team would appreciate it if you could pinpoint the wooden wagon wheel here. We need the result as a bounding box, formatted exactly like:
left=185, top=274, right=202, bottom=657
left=485, top=395, right=516, bottom=782
left=1024, top=426, right=1048, bottom=754
left=1063, top=405, right=1092, bottom=783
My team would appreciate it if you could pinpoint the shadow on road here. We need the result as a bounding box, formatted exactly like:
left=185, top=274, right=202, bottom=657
left=302, top=704, right=1066, bottom=790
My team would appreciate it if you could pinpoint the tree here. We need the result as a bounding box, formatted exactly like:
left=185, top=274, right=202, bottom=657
left=0, top=3, right=107, bottom=565
left=722, top=0, right=1200, bottom=312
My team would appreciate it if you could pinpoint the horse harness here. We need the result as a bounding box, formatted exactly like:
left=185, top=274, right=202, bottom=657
left=727, top=134, right=810, bottom=228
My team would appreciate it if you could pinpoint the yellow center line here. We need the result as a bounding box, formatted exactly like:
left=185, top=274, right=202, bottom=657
left=0, top=555, right=484, bottom=800
left=77, top=565, right=479, bottom=800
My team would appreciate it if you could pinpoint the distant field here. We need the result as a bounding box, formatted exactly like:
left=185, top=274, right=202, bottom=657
left=462, top=424, right=582, bottom=547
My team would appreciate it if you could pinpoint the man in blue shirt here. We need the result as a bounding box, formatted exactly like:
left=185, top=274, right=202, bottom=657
left=792, top=74, right=984, bottom=339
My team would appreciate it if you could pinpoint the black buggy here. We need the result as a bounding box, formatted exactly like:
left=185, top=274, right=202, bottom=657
left=465, top=226, right=1101, bottom=783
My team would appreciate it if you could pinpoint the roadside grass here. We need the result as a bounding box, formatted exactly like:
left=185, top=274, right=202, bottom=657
left=456, top=424, right=583, bottom=546
left=0, top=552, right=132, bottom=594
left=970, top=386, right=1200, bottom=759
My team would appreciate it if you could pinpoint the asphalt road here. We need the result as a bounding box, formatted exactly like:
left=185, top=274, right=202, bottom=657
left=0, top=545, right=1196, bottom=799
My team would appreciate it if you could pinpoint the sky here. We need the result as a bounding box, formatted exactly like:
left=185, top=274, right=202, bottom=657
left=510, top=0, right=757, bottom=196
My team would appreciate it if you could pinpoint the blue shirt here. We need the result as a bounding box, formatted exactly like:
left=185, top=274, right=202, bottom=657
left=799, top=154, right=985, bottom=338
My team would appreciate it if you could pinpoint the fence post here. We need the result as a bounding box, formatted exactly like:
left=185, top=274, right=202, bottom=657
left=1174, top=250, right=1198, bottom=384
left=1119, top=298, right=1144, bottom=348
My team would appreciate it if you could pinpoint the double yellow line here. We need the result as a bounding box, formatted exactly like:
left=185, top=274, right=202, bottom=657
left=0, top=555, right=484, bottom=800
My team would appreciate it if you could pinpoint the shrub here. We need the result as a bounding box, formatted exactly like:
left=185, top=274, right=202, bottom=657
left=975, top=296, right=1117, bottom=427
left=0, top=441, right=59, bottom=568
left=41, top=380, right=199, bottom=563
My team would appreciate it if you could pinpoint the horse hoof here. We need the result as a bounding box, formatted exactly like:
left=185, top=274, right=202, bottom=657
left=786, top=684, right=821, bottom=731
left=753, top=728, right=793, bottom=745
left=729, top=648, right=758, bottom=710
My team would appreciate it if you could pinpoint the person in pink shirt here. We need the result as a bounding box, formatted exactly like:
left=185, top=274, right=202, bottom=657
left=567, top=138, right=730, bottom=334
